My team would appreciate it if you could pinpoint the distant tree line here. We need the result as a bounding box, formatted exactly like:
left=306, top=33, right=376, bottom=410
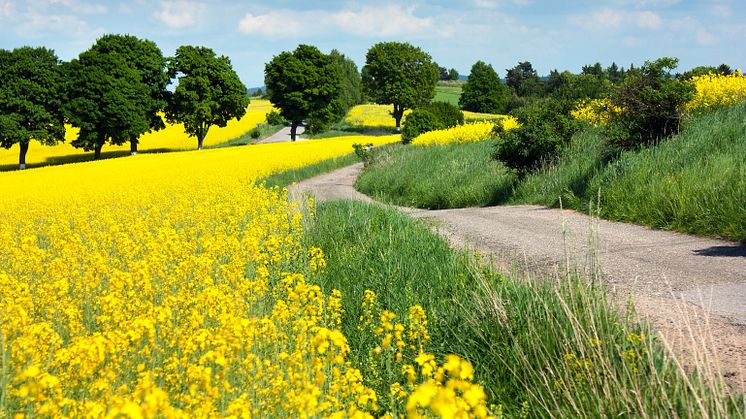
left=0, top=35, right=252, bottom=169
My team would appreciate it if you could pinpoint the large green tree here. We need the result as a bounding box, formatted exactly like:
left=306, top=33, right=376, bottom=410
left=264, top=45, right=341, bottom=140
left=63, top=42, right=150, bottom=160
left=361, top=42, right=439, bottom=130
left=459, top=61, right=510, bottom=113
left=0, top=47, right=66, bottom=170
left=166, top=46, right=249, bottom=150
left=330, top=49, right=362, bottom=122
left=89, top=34, right=169, bottom=155
left=506, top=61, right=545, bottom=97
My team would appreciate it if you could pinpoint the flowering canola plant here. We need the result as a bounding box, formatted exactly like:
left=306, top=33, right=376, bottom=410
left=685, top=71, right=746, bottom=113
left=0, top=133, right=492, bottom=417
left=0, top=100, right=274, bottom=168
left=344, top=104, right=412, bottom=128
left=570, top=99, right=620, bottom=127
left=411, top=119, right=518, bottom=146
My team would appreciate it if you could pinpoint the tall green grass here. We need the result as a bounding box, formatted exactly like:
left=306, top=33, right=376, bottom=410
left=591, top=102, right=746, bottom=241
left=356, top=141, right=516, bottom=209
left=303, top=200, right=744, bottom=417
left=515, top=101, right=746, bottom=241
left=356, top=102, right=746, bottom=241
left=510, top=127, right=609, bottom=209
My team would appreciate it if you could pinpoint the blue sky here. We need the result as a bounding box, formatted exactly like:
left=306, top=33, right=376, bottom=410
left=1, top=0, right=743, bottom=87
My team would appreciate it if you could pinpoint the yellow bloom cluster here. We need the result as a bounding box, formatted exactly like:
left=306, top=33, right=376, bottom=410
left=0, top=135, right=402, bottom=417
left=686, top=71, right=746, bottom=113
left=461, top=111, right=511, bottom=123
left=0, top=100, right=274, bottom=168
left=571, top=99, right=620, bottom=127
left=412, top=120, right=516, bottom=146
left=344, top=104, right=412, bottom=128
left=359, top=291, right=493, bottom=418
left=343, top=104, right=512, bottom=132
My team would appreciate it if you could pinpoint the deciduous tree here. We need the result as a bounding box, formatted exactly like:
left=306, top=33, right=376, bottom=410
left=264, top=45, right=341, bottom=140
left=89, top=34, right=169, bottom=155
left=362, top=42, right=439, bottom=130
left=63, top=42, right=150, bottom=159
left=166, top=45, right=249, bottom=150
left=459, top=61, right=510, bottom=113
left=0, top=47, right=66, bottom=169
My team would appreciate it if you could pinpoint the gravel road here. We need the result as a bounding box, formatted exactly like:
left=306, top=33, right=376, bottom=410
left=256, top=125, right=307, bottom=144
left=289, top=162, right=746, bottom=392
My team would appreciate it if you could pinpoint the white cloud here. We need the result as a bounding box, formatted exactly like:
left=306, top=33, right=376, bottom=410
left=710, top=4, right=731, bottom=18
left=154, top=1, right=206, bottom=29
left=16, top=11, right=93, bottom=38
left=474, top=0, right=499, bottom=8
left=571, top=8, right=662, bottom=30
left=238, top=4, right=445, bottom=38
left=635, top=11, right=662, bottom=29
left=0, top=1, right=14, bottom=18
left=695, top=29, right=716, bottom=46
left=331, top=5, right=434, bottom=37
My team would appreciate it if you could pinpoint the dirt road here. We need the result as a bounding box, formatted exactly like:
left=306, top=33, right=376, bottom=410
left=289, top=162, right=746, bottom=392
left=256, top=126, right=307, bottom=144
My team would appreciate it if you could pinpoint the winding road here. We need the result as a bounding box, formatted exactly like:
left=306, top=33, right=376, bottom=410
left=289, top=162, right=746, bottom=392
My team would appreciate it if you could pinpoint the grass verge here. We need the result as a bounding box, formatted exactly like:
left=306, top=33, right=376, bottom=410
left=260, top=153, right=358, bottom=188
left=303, top=199, right=744, bottom=416
left=355, top=102, right=746, bottom=241
left=356, top=141, right=516, bottom=209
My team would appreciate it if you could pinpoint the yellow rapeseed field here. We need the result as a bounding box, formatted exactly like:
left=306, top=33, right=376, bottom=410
left=0, top=100, right=274, bottom=169
left=344, top=104, right=512, bottom=130
left=0, top=134, right=491, bottom=417
left=686, top=71, right=746, bottom=113
left=343, top=104, right=412, bottom=128
left=411, top=118, right=519, bottom=146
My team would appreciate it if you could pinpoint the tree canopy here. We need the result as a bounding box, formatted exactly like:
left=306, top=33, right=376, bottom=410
left=329, top=49, right=362, bottom=127
left=63, top=41, right=150, bottom=159
left=0, top=47, right=66, bottom=169
left=264, top=44, right=341, bottom=140
left=459, top=61, right=510, bottom=114
left=362, top=42, right=439, bottom=129
left=166, top=45, right=249, bottom=149
left=89, top=34, right=170, bottom=155
left=506, top=61, right=544, bottom=97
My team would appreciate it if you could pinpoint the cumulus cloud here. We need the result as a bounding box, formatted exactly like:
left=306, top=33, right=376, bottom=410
left=238, top=4, right=445, bottom=38
left=570, top=8, right=663, bottom=30
left=0, top=0, right=14, bottom=18
left=154, top=1, right=206, bottom=29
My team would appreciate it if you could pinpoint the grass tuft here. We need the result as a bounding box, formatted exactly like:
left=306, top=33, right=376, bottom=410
left=356, top=141, right=516, bottom=209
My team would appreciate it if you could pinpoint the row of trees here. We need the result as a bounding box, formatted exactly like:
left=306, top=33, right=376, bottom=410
left=264, top=41, right=440, bottom=139
left=459, top=59, right=735, bottom=116
left=0, top=35, right=250, bottom=169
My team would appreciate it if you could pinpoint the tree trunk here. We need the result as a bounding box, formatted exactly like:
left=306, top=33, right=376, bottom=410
left=130, top=139, right=138, bottom=155
left=94, top=143, right=103, bottom=160
left=290, top=123, right=298, bottom=142
left=19, top=141, right=29, bottom=170
left=393, top=104, right=403, bottom=131
left=197, top=135, right=205, bottom=150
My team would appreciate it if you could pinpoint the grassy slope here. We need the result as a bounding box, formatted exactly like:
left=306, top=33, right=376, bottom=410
left=303, top=200, right=742, bottom=417
left=516, top=102, right=746, bottom=241
left=356, top=141, right=516, bottom=209
left=434, top=85, right=462, bottom=106
left=355, top=102, right=746, bottom=241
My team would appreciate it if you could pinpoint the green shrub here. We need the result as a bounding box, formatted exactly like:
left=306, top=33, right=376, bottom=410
left=401, top=109, right=443, bottom=144
left=265, top=109, right=287, bottom=126
left=421, top=101, right=464, bottom=127
left=494, top=98, right=580, bottom=174
left=606, top=57, right=694, bottom=150
left=249, top=127, right=261, bottom=139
